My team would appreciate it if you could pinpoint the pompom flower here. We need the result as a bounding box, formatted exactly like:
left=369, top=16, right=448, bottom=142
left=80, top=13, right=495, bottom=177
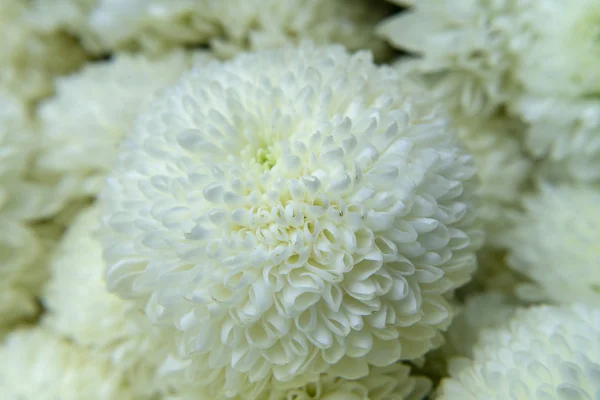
left=168, top=363, right=431, bottom=400
left=501, top=185, right=600, bottom=304
left=42, top=206, right=170, bottom=399
left=0, top=0, right=86, bottom=102
left=437, top=304, right=600, bottom=399
left=100, top=44, right=481, bottom=396
left=85, top=0, right=391, bottom=59
left=0, top=327, right=135, bottom=399
left=36, top=50, right=212, bottom=203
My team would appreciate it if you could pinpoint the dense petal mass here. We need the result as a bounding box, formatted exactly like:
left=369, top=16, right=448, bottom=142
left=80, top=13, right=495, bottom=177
left=501, top=185, right=600, bottom=304
left=437, top=304, right=600, bottom=399
left=42, top=206, right=170, bottom=398
left=36, top=50, right=212, bottom=202
left=0, top=327, right=135, bottom=399
left=99, top=44, right=481, bottom=396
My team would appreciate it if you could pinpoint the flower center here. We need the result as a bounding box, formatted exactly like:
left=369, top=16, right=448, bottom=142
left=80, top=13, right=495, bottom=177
left=254, top=146, right=277, bottom=170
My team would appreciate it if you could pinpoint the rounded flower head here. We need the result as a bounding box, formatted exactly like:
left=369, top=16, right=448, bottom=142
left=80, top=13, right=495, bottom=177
left=42, top=206, right=170, bottom=398
left=501, top=185, right=600, bottom=304
left=438, top=303, right=600, bottom=399
left=36, top=50, right=212, bottom=202
left=100, top=44, right=481, bottom=396
left=85, top=0, right=391, bottom=59
left=0, top=327, right=135, bottom=399
left=169, top=363, right=431, bottom=400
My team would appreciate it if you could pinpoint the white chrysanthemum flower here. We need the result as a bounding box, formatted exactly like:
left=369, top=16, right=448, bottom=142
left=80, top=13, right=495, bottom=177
left=100, top=44, right=481, bottom=396
left=378, top=1, right=529, bottom=116
left=0, top=327, right=135, bottom=399
left=516, top=96, right=600, bottom=184
left=501, top=185, right=600, bottom=304
left=86, top=0, right=391, bottom=59
left=514, top=0, right=600, bottom=98
left=169, top=363, right=431, bottom=400
left=42, top=206, right=170, bottom=398
left=437, top=303, right=600, bottom=399
left=452, top=116, right=531, bottom=244
left=0, top=0, right=86, bottom=102
left=36, top=50, right=211, bottom=201
left=0, top=93, right=61, bottom=330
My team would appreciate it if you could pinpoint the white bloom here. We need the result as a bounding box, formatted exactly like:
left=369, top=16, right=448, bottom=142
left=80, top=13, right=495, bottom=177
left=169, top=363, right=431, bottom=400
left=86, top=0, right=391, bottom=59
left=515, top=0, right=600, bottom=98
left=42, top=206, right=170, bottom=398
left=100, top=44, right=481, bottom=396
left=437, top=304, right=600, bottom=399
left=0, top=0, right=86, bottom=102
left=0, top=327, right=135, bottom=399
left=516, top=96, right=600, bottom=184
left=501, top=185, right=600, bottom=304
left=378, top=1, right=530, bottom=116
left=36, top=50, right=211, bottom=201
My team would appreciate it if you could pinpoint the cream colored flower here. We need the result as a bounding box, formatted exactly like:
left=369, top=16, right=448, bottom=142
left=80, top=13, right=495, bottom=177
left=0, top=327, right=135, bottom=399
left=438, top=304, right=600, bottom=399
left=378, top=1, right=530, bottom=116
left=502, top=185, right=600, bottom=304
left=0, top=0, right=86, bottom=102
left=42, top=206, right=170, bottom=398
left=100, top=44, right=481, bottom=396
left=516, top=96, right=600, bottom=184
left=36, top=50, right=211, bottom=202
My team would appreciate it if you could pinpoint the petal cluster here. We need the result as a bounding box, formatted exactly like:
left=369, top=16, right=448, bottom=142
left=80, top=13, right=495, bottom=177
left=36, top=50, right=212, bottom=202
left=99, top=44, right=482, bottom=396
left=42, top=206, right=170, bottom=398
left=438, top=304, right=600, bottom=399
left=502, top=185, right=600, bottom=304
left=0, top=327, right=135, bottom=399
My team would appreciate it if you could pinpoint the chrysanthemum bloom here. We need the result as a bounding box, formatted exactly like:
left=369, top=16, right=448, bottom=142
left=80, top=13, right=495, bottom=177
left=85, top=0, right=391, bottom=59
left=36, top=50, right=211, bottom=205
left=100, top=44, right=482, bottom=396
left=42, top=206, right=171, bottom=398
left=437, top=304, right=600, bottom=399
left=168, top=363, right=431, bottom=400
left=516, top=96, right=600, bottom=184
left=0, top=0, right=86, bottom=103
left=0, top=92, right=60, bottom=331
left=0, top=327, right=135, bottom=399
left=377, top=0, right=529, bottom=116
left=501, top=185, right=600, bottom=304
